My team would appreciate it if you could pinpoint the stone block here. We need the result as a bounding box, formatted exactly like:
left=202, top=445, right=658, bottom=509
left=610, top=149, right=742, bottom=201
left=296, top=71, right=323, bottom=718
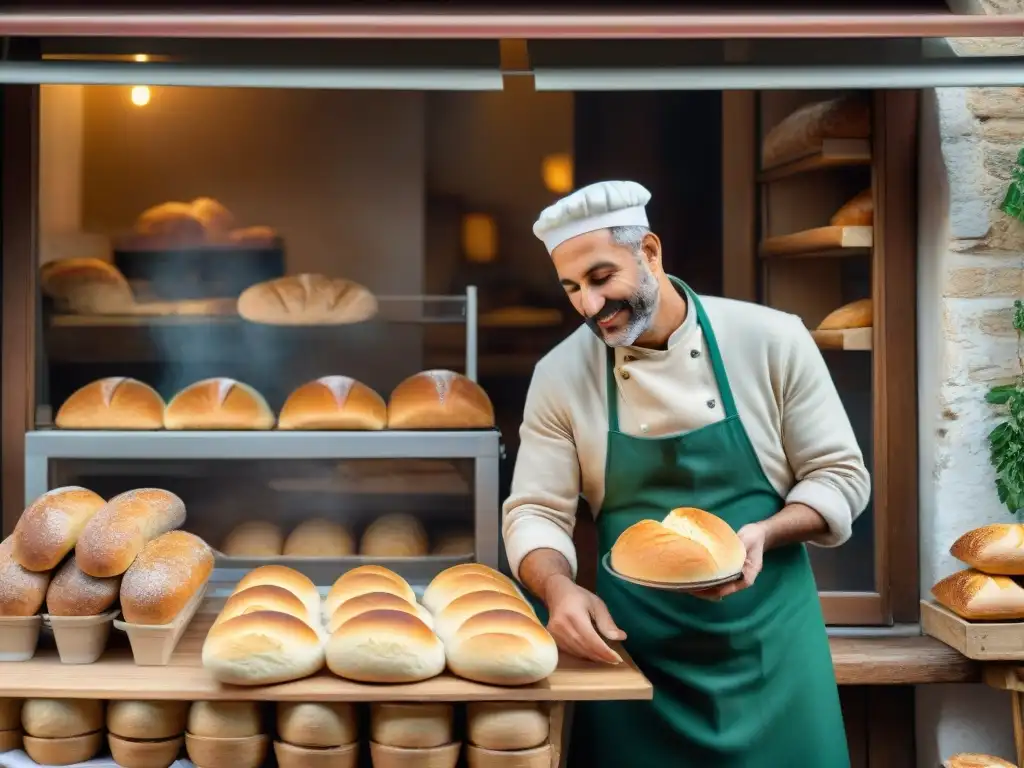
left=944, top=266, right=1024, bottom=297
left=982, top=141, right=1020, bottom=180
left=947, top=0, right=1024, bottom=13
left=978, top=306, right=1023, bottom=335
left=966, top=88, right=1024, bottom=119
left=979, top=118, right=1024, bottom=144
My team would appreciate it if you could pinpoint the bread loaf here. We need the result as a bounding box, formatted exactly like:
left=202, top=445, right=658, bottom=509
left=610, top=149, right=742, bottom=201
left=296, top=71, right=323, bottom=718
left=216, top=585, right=311, bottom=629
left=327, top=591, right=434, bottom=634
left=951, top=524, right=1024, bottom=576
left=944, top=755, right=1017, bottom=768
left=816, top=298, right=872, bottom=331
left=237, top=273, right=378, bottom=326
left=359, top=514, right=428, bottom=558
left=0, top=698, right=22, bottom=730
left=131, top=202, right=207, bottom=249
left=229, top=226, right=277, bottom=248
left=325, top=609, right=445, bottom=683
left=45, top=554, right=120, bottom=617
left=202, top=610, right=326, bottom=685
left=932, top=569, right=1024, bottom=620
left=435, top=590, right=537, bottom=643
left=39, top=257, right=134, bottom=315
left=370, top=703, right=453, bottom=749
left=422, top=565, right=522, bottom=615
left=107, top=700, right=188, bottom=740
left=55, top=377, right=165, bottom=430
left=829, top=189, right=873, bottom=226
left=325, top=570, right=417, bottom=617
left=283, top=519, right=355, bottom=557
left=75, top=488, right=187, bottom=578
left=278, top=377, right=387, bottom=431
left=446, top=610, right=559, bottom=686
left=120, top=530, right=213, bottom=624
left=13, top=487, right=107, bottom=572
left=187, top=701, right=261, bottom=738
left=221, top=521, right=284, bottom=557
left=164, top=378, right=275, bottom=430
left=21, top=699, right=104, bottom=738
left=234, top=565, right=321, bottom=623
left=0, top=536, right=50, bottom=616
left=761, top=95, right=871, bottom=170
left=466, top=702, right=549, bottom=750
left=387, top=370, right=495, bottom=429
left=432, top=532, right=474, bottom=556
left=190, top=197, right=235, bottom=240
left=277, top=702, right=357, bottom=748
left=610, top=507, right=746, bottom=584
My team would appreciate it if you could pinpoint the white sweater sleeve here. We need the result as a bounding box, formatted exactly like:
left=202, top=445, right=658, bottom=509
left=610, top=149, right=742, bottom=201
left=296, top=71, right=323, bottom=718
left=779, top=317, right=872, bottom=547
left=501, top=363, right=581, bottom=581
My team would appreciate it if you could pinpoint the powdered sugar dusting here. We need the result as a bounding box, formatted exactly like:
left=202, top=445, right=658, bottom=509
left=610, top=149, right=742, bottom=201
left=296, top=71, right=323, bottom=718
left=0, top=536, right=48, bottom=615
left=121, top=531, right=212, bottom=621
left=48, top=555, right=119, bottom=614
left=318, top=376, right=354, bottom=408
left=19, top=487, right=96, bottom=564
left=99, top=377, right=126, bottom=408
left=424, top=370, right=457, bottom=405
left=77, top=489, right=187, bottom=575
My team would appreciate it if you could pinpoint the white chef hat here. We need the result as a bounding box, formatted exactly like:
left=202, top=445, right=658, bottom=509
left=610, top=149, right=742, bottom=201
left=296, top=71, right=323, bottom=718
left=532, top=180, right=652, bottom=254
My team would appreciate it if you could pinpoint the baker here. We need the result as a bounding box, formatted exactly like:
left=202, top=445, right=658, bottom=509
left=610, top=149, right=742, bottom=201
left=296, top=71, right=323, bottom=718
left=503, top=180, right=869, bottom=767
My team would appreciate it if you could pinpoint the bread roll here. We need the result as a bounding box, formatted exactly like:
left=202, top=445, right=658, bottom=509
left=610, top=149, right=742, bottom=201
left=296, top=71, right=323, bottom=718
left=228, top=226, right=277, bottom=248
left=386, top=370, right=495, bottom=429
left=435, top=590, right=537, bottom=643
left=12, top=487, right=107, bottom=572
left=336, top=564, right=408, bottom=585
left=39, top=257, right=134, bottom=315
left=216, top=585, right=311, bottom=628
left=278, top=377, right=387, bottom=431
left=610, top=507, right=746, bottom=584
left=932, top=569, right=1024, bottom=620
left=237, top=274, right=377, bottom=326
left=133, top=202, right=207, bottom=248
left=951, top=524, right=1024, bottom=576
left=21, top=699, right=104, bottom=738
left=190, top=197, right=235, bottom=240
left=327, top=591, right=434, bottom=634
left=107, top=700, right=188, bottom=740
left=423, top=567, right=522, bottom=615
left=283, top=519, right=355, bottom=557
left=202, top=610, right=326, bottom=685
left=370, top=703, right=453, bottom=749
left=432, top=532, right=474, bottom=556
left=359, top=514, right=429, bottom=558
left=446, top=610, right=559, bottom=686
left=164, top=378, right=275, bottom=430
left=75, top=488, right=187, bottom=578
left=466, top=702, right=549, bottom=750
left=325, top=609, right=445, bottom=683
left=944, top=755, right=1017, bottom=768
left=120, top=531, right=213, bottom=625
left=277, top=702, right=357, bottom=748
left=221, top=521, right=284, bottom=557
left=816, top=298, right=872, bottom=331
left=829, top=189, right=873, bottom=226
left=55, top=377, right=165, bottom=430
left=0, top=698, right=22, bottom=730
left=0, top=535, right=50, bottom=616
left=187, top=701, right=261, bottom=738
left=324, top=572, right=416, bottom=618
left=45, top=554, right=120, bottom=617
left=235, top=565, right=321, bottom=623
left=761, top=95, right=871, bottom=169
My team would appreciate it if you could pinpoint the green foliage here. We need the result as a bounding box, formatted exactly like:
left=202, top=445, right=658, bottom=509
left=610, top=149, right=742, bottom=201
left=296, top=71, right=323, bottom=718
left=988, top=298, right=1024, bottom=515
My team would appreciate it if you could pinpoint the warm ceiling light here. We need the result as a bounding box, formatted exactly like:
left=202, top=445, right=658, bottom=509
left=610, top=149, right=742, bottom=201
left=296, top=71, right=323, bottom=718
left=130, top=86, right=151, bottom=107
left=461, top=213, right=498, bottom=264
left=134, top=54, right=148, bottom=62
left=542, top=154, right=574, bottom=195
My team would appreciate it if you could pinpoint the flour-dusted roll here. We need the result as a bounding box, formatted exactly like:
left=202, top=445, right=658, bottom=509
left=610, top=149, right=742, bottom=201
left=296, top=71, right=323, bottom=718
left=327, top=591, right=434, bottom=634
left=422, top=566, right=522, bottom=615
left=215, top=585, right=312, bottom=628
left=0, top=535, right=51, bottom=616
left=386, top=370, right=495, bottom=429
left=610, top=507, right=746, bottom=584
left=55, top=377, right=165, bottom=430
left=446, top=610, right=559, bottom=686
left=325, top=609, right=445, bottom=683
left=187, top=701, right=261, bottom=738
left=238, top=273, right=378, bottom=326
left=370, top=703, right=453, bottom=749
left=164, top=378, right=275, bottom=430
left=120, top=531, right=213, bottom=625
left=324, top=571, right=416, bottom=619
left=107, top=700, right=188, bottom=740
left=466, top=702, right=549, bottom=751
left=202, top=610, right=325, bottom=685
left=45, top=554, right=120, bottom=617
left=75, top=488, right=187, bottom=578
left=12, top=487, right=107, bottom=572
left=359, top=514, right=429, bottom=558
left=221, top=521, right=284, bottom=557
left=944, top=755, right=1018, bottom=768
left=434, top=590, right=537, bottom=643
left=39, top=257, right=135, bottom=315
left=283, top=519, right=355, bottom=558
left=278, top=376, right=387, bottom=431
left=932, top=569, right=1024, bottom=620
left=277, top=702, right=358, bottom=748
left=234, top=565, right=321, bottom=624
left=951, top=524, right=1024, bottom=576
left=21, top=699, right=104, bottom=738
left=816, top=298, right=872, bottom=331
left=829, top=189, right=873, bottom=227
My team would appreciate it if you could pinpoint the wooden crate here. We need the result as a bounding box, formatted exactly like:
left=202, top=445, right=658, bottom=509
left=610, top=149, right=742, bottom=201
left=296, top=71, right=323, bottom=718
left=921, top=600, right=1024, bottom=660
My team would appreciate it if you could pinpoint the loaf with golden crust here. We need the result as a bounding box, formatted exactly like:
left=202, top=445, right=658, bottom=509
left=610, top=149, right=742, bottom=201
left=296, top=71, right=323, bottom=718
left=12, top=487, right=107, bottom=572
left=39, top=257, right=135, bottom=315
left=55, top=377, right=165, bottom=430
left=387, top=370, right=495, bottom=429
left=422, top=563, right=521, bottom=615
left=120, top=530, right=213, bottom=625
left=107, top=700, right=188, bottom=740
left=0, top=534, right=51, bottom=616
left=277, top=702, right=357, bottom=748
left=214, top=585, right=311, bottom=628
left=944, top=755, right=1018, bottom=768
left=45, top=554, right=120, bottom=617
left=283, top=519, right=355, bottom=557
left=237, top=273, right=377, bottom=326
left=446, top=609, right=558, bottom=686
left=932, top=569, right=1024, bottom=620
left=326, top=609, right=445, bottom=683
left=324, top=570, right=417, bottom=619
left=359, top=514, right=428, bottom=558
left=234, top=565, right=321, bottom=625
left=164, top=378, right=275, bottom=430
left=221, top=521, right=284, bottom=557
left=327, top=590, right=434, bottom=634
left=278, top=376, right=387, bottom=430
left=202, top=610, right=326, bottom=685
left=761, top=95, right=871, bottom=169
left=434, top=589, right=537, bottom=643
left=817, top=298, right=873, bottom=331
left=830, top=189, right=873, bottom=227
left=951, top=524, right=1024, bottom=576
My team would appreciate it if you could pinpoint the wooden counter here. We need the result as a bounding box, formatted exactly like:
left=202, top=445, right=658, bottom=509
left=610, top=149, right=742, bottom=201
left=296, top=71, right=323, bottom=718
left=830, top=636, right=979, bottom=685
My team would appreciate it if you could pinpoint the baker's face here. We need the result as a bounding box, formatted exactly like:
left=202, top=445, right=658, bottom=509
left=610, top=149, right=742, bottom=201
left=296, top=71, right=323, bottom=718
left=552, top=229, right=661, bottom=347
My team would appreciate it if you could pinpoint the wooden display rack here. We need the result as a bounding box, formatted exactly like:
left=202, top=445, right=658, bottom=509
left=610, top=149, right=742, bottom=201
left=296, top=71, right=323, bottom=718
left=922, top=600, right=1024, bottom=661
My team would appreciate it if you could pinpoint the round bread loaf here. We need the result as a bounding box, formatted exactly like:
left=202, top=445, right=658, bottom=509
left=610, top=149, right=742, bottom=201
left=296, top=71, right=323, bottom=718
left=610, top=507, right=746, bottom=584
left=324, top=572, right=416, bottom=619
left=931, top=569, right=1024, bottom=620
left=13, top=487, right=107, bottom=572
left=107, top=700, right=188, bottom=740
left=39, top=257, right=134, bottom=315
left=216, top=585, right=311, bottom=628
left=446, top=610, right=559, bottom=686
left=336, top=564, right=407, bottom=585
left=235, top=565, right=321, bottom=623
left=423, top=570, right=522, bottom=615
left=55, top=377, right=165, bottom=430
left=237, top=274, right=378, bottom=326
left=278, top=376, right=387, bottom=431
left=164, top=378, right=275, bottom=430
left=45, top=554, right=120, bottom=617
left=327, top=591, right=434, bottom=634
left=221, top=521, right=284, bottom=557
left=229, top=226, right=277, bottom=248
left=120, top=530, right=214, bottom=625
left=0, top=698, right=23, bottom=730
left=950, top=524, right=1024, bottom=576
left=202, top=610, right=325, bottom=686
left=0, top=535, right=51, bottom=617
left=75, top=488, right=187, bottom=578
left=829, top=188, right=873, bottom=227
left=466, top=702, right=549, bottom=750
left=134, top=201, right=206, bottom=244
left=190, top=197, right=235, bottom=239
left=816, top=298, right=872, bottom=331
left=386, top=370, right=495, bottom=429
left=359, top=514, right=428, bottom=558
left=326, top=609, right=445, bottom=683
left=370, top=703, right=453, bottom=749
left=277, top=702, right=357, bottom=748
left=435, top=590, right=537, bottom=643
left=187, top=701, right=261, bottom=738
left=22, top=698, right=104, bottom=738
left=432, top=532, right=474, bottom=556
left=283, top=519, right=355, bottom=557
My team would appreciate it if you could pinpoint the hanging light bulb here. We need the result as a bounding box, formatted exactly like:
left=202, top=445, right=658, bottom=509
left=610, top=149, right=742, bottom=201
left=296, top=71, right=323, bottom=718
left=130, top=86, right=151, bottom=107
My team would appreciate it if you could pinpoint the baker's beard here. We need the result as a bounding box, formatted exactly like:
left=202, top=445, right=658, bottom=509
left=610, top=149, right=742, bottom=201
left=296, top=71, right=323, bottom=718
left=585, top=268, right=660, bottom=347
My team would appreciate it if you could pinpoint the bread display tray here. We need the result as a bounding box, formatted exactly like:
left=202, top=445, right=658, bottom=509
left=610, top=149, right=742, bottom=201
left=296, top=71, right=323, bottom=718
left=44, top=607, right=120, bottom=664
left=601, top=553, right=742, bottom=592
left=0, top=614, right=42, bottom=662
left=921, top=600, right=1024, bottom=661
left=114, top=582, right=209, bottom=666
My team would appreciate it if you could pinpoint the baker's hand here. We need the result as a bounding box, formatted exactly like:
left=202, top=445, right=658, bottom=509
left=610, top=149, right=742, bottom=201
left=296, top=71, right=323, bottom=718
left=692, top=522, right=766, bottom=601
left=544, top=574, right=626, bottom=664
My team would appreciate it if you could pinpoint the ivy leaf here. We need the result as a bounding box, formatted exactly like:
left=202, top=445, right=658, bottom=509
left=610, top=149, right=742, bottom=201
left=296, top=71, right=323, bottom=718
left=988, top=385, right=1016, bottom=405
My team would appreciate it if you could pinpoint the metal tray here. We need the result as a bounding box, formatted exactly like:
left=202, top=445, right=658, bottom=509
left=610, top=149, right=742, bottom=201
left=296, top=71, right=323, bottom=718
left=601, top=553, right=742, bottom=592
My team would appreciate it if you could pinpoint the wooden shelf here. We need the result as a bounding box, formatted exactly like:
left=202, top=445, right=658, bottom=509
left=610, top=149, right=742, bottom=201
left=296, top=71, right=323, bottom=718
left=922, top=600, right=1024, bottom=662
left=760, top=225, right=872, bottom=259
left=758, top=139, right=872, bottom=183
left=811, top=327, right=872, bottom=351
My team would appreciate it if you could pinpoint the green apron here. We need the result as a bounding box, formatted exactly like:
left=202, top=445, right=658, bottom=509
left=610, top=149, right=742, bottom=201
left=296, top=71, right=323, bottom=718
left=554, top=281, right=849, bottom=767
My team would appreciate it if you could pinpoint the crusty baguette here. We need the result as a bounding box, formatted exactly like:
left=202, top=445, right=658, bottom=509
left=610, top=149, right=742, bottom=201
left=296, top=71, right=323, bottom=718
left=45, top=554, right=120, bottom=617
left=0, top=534, right=51, bottom=616
left=12, top=487, right=107, bottom=572
left=237, top=273, right=377, bottom=326
left=932, top=568, right=1024, bottom=620
left=950, top=524, right=1024, bottom=576
left=75, top=489, right=187, bottom=578
left=816, top=298, right=872, bottom=331
left=120, top=530, right=213, bottom=625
